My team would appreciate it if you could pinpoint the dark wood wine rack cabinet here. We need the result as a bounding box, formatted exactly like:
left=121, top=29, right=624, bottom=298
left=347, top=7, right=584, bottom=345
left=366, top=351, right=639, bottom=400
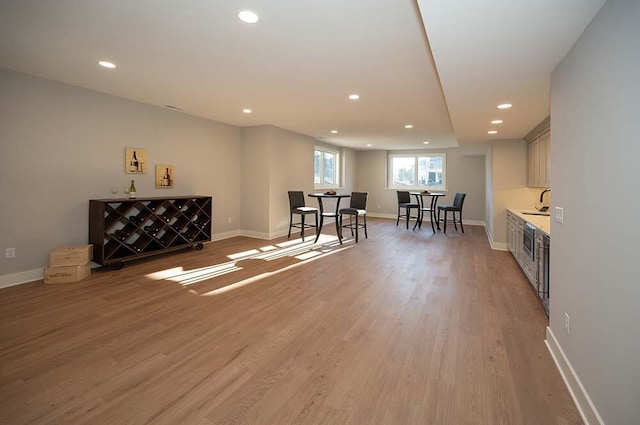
left=89, top=196, right=212, bottom=268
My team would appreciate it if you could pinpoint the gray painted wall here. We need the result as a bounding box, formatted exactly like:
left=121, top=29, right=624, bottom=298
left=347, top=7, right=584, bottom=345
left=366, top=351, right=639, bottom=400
left=240, top=126, right=273, bottom=237
left=354, top=150, right=391, bottom=215
left=446, top=146, right=486, bottom=222
left=0, top=68, right=242, bottom=277
left=240, top=125, right=355, bottom=239
left=550, top=0, right=640, bottom=423
left=484, top=145, right=494, bottom=240
left=355, top=146, right=487, bottom=223
left=267, top=126, right=315, bottom=236
left=488, top=140, right=541, bottom=247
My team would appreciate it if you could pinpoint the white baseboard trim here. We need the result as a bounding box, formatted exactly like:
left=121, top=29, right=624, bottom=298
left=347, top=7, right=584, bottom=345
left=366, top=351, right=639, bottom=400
left=545, top=327, right=605, bottom=425
left=463, top=219, right=485, bottom=226
left=491, top=241, right=508, bottom=251
left=239, top=229, right=314, bottom=240
left=0, top=268, right=44, bottom=288
left=238, top=230, right=271, bottom=240
left=367, top=213, right=397, bottom=220
left=368, top=214, right=486, bottom=229
left=211, top=230, right=242, bottom=241
left=485, top=226, right=508, bottom=251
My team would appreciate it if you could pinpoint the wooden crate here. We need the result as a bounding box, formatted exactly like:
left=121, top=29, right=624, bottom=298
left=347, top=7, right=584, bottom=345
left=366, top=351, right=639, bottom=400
left=44, top=264, right=91, bottom=284
left=49, top=245, right=93, bottom=267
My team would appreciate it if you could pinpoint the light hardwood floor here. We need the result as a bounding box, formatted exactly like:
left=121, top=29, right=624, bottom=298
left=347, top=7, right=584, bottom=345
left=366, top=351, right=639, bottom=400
left=0, top=219, right=582, bottom=425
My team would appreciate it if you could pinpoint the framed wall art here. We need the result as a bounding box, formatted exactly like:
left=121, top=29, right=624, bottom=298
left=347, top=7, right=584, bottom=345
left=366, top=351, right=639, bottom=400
left=125, top=148, right=147, bottom=174
left=156, top=165, right=174, bottom=188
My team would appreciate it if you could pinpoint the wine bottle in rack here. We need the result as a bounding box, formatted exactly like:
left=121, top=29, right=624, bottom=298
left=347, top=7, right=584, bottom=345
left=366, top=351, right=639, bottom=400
left=143, top=226, right=159, bottom=237
left=129, top=216, right=145, bottom=225
left=126, top=243, right=142, bottom=253
left=113, top=229, right=130, bottom=241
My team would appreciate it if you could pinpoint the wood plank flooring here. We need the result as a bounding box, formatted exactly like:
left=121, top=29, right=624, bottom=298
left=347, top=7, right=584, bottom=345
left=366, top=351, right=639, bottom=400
left=0, top=219, right=582, bottom=424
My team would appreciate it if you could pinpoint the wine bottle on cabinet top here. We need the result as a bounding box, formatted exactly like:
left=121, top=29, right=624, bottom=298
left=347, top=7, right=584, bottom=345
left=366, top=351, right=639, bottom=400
left=129, top=180, right=136, bottom=199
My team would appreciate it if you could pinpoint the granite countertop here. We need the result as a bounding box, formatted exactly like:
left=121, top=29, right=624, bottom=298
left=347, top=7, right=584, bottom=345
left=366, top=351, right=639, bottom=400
left=508, top=208, right=551, bottom=236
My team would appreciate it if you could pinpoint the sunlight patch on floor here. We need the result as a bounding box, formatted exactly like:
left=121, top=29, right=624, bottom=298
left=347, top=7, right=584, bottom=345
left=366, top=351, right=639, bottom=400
left=294, top=251, right=323, bottom=260
left=227, top=249, right=260, bottom=260
left=146, top=262, right=241, bottom=286
left=145, top=234, right=352, bottom=293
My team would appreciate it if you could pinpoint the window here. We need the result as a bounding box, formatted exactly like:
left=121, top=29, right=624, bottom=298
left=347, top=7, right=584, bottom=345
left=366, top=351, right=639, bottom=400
left=388, top=152, right=446, bottom=190
left=314, top=146, right=340, bottom=188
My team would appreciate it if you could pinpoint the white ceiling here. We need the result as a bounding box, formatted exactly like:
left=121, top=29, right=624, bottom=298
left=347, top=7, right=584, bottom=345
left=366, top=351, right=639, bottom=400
left=0, top=0, right=605, bottom=150
left=417, top=0, right=606, bottom=144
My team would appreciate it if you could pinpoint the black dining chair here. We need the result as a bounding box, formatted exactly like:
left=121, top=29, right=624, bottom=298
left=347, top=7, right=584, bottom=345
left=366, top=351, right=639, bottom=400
left=287, top=191, right=319, bottom=241
left=396, top=191, right=419, bottom=229
left=339, top=192, right=368, bottom=243
left=437, top=192, right=466, bottom=233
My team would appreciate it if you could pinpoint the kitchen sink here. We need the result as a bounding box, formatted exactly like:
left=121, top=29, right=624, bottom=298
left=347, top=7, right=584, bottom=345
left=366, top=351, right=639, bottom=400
left=521, top=211, right=550, bottom=216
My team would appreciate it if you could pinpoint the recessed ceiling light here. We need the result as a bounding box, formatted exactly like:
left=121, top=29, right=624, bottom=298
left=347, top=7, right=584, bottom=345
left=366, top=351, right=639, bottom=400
left=348, top=94, right=360, bottom=100
left=242, top=108, right=252, bottom=114
left=497, top=103, right=512, bottom=109
left=238, top=10, right=260, bottom=24
left=330, top=130, right=338, bottom=134
left=491, top=119, right=503, bottom=124
left=98, top=61, right=116, bottom=69
left=404, top=124, right=414, bottom=129
left=366, top=144, right=372, bottom=147
left=423, top=141, right=430, bottom=145
left=488, top=130, right=498, bottom=134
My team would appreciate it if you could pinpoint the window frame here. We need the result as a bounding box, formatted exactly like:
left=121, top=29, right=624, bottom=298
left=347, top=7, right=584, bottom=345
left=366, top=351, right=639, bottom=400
left=314, top=145, right=342, bottom=189
left=387, top=151, right=447, bottom=191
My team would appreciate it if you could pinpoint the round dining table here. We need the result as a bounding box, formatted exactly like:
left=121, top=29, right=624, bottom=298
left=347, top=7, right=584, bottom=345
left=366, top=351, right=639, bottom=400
left=409, top=191, right=445, bottom=233
left=307, top=192, right=351, bottom=243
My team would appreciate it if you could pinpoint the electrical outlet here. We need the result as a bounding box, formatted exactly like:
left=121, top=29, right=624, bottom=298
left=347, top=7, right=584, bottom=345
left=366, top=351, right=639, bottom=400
left=554, top=207, right=564, bottom=224
left=5, top=248, right=16, bottom=259
left=227, top=217, right=233, bottom=224
left=564, top=312, right=571, bottom=334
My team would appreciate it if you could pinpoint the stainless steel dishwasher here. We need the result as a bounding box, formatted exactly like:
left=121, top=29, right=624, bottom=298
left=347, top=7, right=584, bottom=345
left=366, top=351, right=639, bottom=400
left=541, top=234, right=550, bottom=315
left=536, top=232, right=550, bottom=316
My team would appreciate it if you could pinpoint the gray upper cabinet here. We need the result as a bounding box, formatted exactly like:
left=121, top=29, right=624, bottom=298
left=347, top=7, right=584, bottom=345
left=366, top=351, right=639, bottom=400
left=527, top=131, right=550, bottom=187
left=525, top=116, right=551, bottom=188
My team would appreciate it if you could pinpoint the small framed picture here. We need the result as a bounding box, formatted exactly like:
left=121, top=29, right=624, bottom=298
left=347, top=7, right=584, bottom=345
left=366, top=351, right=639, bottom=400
left=125, top=148, right=147, bottom=174
left=156, top=165, right=174, bottom=188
